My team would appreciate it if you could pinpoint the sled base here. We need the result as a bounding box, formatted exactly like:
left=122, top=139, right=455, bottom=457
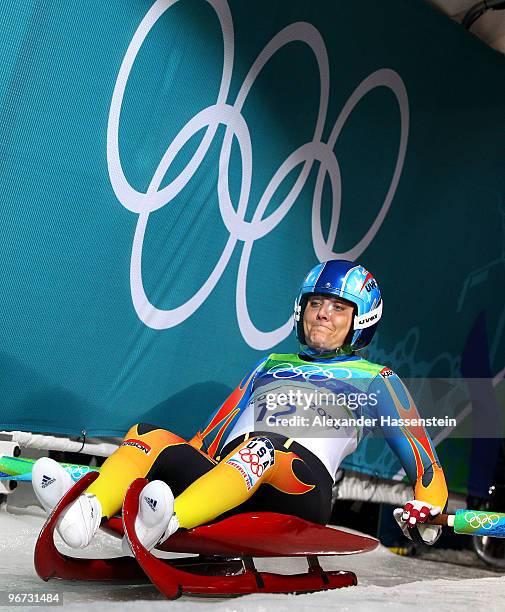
left=34, top=472, right=372, bottom=598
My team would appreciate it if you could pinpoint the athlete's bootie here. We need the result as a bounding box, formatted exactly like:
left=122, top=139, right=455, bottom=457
left=124, top=480, right=179, bottom=553
left=32, top=457, right=74, bottom=514
left=56, top=493, right=102, bottom=548
left=32, top=456, right=101, bottom=548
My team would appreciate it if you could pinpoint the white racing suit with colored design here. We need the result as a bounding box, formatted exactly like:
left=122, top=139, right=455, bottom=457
left=188, top=352, right=447, bottom=523
left=84, top=351, right=447, bottom=536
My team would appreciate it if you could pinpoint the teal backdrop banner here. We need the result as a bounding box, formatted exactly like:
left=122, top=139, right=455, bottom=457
left=1, top=0, right=504, bottom=493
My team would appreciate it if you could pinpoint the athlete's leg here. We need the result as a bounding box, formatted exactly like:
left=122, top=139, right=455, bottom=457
left=233, top=439, right=333, bottom=525
left=174, top=436, right=275, bottom=528
left=86, top=423, right=190, bottom=518
left=173, top=434, right=330, bottom=529
left=124, top=433, right=219, bottom=549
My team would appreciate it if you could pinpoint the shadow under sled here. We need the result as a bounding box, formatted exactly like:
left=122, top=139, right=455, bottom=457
left=34, top=472, right=378, bottom=599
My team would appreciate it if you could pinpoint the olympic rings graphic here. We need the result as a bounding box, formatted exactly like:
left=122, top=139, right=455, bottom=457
left=268, top=362, right=354, bottom=380
left=69, top=466, right=91, bottom=482
left=107, top=0, right=409, bottom=349
left=239, top=448, right=263, bottom=476
left=464, top=511, right=501, bottom=530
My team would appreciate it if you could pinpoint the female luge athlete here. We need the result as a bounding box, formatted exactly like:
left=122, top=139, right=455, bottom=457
left=33, top=260, right=447, bottom=551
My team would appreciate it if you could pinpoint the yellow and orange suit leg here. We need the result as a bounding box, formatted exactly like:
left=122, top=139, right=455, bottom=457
left=85, top=423, right=214, bottom=518
left=86, top=427, right=332, bottom=528
left=173, top=434, right=332, bottom=528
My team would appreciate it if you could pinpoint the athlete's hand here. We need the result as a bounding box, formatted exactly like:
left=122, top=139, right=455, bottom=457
left=393, top=499, right=442, bottom=545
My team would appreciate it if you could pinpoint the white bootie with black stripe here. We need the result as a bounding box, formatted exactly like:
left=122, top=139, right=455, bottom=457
left=32, top=456, right=101, bottom=549
left=124, top=480, right=179, bottom=553
left=32, top=457, right=74, bottom=514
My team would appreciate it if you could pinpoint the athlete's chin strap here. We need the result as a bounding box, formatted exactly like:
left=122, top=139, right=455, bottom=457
left=299, top=345, right=353, bottom=360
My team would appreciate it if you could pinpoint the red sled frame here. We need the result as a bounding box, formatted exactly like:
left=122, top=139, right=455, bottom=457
left=35, top=472, right=378, bottom=599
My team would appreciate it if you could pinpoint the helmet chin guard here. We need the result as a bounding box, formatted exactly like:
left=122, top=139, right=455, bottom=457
left=294, top=260, right=383, bottom=353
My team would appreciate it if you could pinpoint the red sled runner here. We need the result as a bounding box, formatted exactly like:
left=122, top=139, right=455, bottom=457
left=34, top=471, right=378, bottom=599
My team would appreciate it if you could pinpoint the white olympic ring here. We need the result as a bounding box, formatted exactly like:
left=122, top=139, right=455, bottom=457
left=107, top=0, right=409, bottom=349
left=465, top=511, right=501, bottom=530
left=267, top=362, right=353, bottom=380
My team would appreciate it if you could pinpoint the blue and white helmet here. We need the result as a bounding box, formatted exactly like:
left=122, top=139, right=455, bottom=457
left=294, top=260, right=383, bottom=351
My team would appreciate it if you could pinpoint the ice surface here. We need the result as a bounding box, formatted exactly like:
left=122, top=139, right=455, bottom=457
left=1, top=483, right=504, bottom=611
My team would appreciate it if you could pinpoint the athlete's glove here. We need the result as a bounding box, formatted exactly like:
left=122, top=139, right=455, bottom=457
left=393, top=499, right=442, bottom=545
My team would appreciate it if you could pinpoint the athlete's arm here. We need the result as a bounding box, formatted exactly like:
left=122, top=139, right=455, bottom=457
left=188, top=357, right=268, bottom=459
left=369, top=370, right=448, bottom=510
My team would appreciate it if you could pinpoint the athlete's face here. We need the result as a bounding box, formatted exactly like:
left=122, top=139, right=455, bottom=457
left=303, top=294, right=354, bottom=352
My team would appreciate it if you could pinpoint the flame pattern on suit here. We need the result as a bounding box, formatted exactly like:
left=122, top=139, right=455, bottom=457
left=189, top=359, right=266, bottom=459
left=190, top=354, right=448, bottom=510
left=375, top=370, right=448, bottom=509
